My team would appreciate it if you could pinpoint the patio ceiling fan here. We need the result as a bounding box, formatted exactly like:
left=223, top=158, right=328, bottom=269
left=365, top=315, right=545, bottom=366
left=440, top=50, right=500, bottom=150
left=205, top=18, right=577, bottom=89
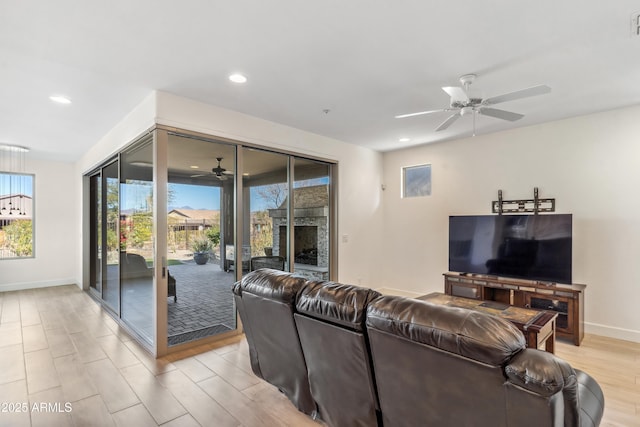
left=395, top=74, right=551, bottom=132
left=191, top=157, right=233, bottom=180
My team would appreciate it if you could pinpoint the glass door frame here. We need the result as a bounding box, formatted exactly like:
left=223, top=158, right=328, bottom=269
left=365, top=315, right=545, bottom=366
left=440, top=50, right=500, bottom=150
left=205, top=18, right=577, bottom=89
left=88, top=157, right=121, bottom=316
left=155, top=129, right=243, bottom=356
left=89, top=171, right=102, bottom=297
left=154, top=129, right=168, bottom=354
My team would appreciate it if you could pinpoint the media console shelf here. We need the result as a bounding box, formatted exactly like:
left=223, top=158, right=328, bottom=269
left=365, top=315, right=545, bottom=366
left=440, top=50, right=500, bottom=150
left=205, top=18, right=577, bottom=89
left=443, top=272, right=585, bottom=346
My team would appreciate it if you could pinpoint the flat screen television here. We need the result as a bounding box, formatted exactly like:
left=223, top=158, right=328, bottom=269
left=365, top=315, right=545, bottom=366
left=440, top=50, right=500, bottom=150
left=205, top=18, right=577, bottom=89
left=449, top=214, right=572, bottom=284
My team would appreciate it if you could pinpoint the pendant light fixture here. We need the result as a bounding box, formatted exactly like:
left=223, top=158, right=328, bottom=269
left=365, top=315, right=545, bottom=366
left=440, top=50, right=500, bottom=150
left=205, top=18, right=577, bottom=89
left=0, top=144, right=30, bottom=217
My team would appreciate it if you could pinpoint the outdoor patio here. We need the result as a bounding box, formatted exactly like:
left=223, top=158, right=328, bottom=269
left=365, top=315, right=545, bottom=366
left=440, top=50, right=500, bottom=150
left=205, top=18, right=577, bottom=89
left=167, top=260, right=237, bottom=345
left=116, top=259, right=237, bottom=347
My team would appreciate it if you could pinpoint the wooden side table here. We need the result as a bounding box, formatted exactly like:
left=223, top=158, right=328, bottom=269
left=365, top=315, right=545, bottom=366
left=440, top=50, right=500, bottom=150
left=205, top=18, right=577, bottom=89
left=418, top=292, right=558, bottom=353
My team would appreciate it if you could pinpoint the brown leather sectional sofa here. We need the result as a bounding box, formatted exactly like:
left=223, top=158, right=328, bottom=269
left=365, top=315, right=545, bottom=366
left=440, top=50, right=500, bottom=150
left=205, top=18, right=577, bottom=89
left=233, top=269, right=605, bottom=427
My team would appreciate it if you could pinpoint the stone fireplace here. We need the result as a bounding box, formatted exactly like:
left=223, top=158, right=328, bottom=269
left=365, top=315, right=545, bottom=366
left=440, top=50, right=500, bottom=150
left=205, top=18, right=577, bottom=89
left=279, top=226, right=318, bottom=265
left=269, top=185, right=329, bottom=280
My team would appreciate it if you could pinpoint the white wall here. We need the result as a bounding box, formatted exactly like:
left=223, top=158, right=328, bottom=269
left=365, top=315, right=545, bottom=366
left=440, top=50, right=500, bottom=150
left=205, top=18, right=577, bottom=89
left=0, top=157, right=77, bottom=291
left=382, top=104, right=640, bottom=342
left=155, top=92, right=385, bottom=287
left=76, top=92, right=157, bottom=175
left=29, top=91, right=383, bottom=291
left=73, top=92, right=158, bottom=288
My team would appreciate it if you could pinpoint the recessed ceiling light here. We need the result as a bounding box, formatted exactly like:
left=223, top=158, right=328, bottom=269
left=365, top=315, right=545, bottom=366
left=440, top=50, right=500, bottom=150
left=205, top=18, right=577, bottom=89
left=190, top=165, right=199, bottom=169
left=49, top=95, right=71, bottom=104
left=229, top=73, right=247, bottom=83
left=399, top=138, right=411, bottom=142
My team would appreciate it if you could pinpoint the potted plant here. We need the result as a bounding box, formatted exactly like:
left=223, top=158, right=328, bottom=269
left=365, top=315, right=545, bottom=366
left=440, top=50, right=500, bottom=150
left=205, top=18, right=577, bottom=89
left=192, top=237, right=212, bottom=265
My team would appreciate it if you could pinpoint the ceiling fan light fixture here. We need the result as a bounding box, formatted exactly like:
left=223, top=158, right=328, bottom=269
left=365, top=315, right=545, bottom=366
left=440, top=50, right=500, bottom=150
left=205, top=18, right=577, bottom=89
left=459, top=74, right=476, bottom=87
left=397, top=73, right=550, bottom=133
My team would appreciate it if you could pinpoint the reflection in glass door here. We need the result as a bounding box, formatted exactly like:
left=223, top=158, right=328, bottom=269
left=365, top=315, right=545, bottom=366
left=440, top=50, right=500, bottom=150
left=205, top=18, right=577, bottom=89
left=89, top=173, right=102, bottom=295
left=166, top=135, right=237, bottom=346
left=102, top=161, right=120, bottom=313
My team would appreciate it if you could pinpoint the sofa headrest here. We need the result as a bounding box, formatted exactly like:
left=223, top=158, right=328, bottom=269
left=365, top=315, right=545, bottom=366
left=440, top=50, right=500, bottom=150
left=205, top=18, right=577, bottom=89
left=296, top=281, right=381, bottom=331
left=366, top=295, right=526, bottom=366
left=239, top=269, right=307, bottom=305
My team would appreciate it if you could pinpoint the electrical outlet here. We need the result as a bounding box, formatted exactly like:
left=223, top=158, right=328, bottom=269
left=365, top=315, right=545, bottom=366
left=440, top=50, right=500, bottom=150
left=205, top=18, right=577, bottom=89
left=632, top=12, right=640, bottom=36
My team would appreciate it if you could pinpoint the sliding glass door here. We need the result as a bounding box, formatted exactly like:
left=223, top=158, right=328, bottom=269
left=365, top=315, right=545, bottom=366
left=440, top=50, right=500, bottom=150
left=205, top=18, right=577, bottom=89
left=87, top=126, right=336, bottom=355
left=166, top=135, right=237, bottom=346
left=89, top=160, right=120, bottom=314
left=120, top=137, right=155, bottom=345
left=240, top=148, right=332, bottom=281
left=242, top=148, right=290, bottom=272
left=89, top=173, right=102, bottom=296
left=292, top=158, right=331, bottom=281
left=102, top=161, right=120, bottom=313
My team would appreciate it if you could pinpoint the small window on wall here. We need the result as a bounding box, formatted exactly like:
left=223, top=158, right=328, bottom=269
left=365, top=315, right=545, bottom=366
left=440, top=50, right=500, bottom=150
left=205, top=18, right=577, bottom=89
left=0, top=173, right=34, bottom=259
left=402, top=164, right=431, bottom=198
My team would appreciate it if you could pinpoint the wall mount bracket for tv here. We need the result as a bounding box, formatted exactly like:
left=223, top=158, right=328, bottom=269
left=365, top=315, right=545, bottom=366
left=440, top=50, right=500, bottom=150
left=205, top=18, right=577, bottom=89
left=491, top=187, right=555, bottom=215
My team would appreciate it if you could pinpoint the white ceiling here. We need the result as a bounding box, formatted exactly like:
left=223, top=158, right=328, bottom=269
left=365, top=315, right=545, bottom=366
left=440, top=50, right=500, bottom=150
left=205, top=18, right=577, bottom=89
left=2, top=1, right=640, bottom=162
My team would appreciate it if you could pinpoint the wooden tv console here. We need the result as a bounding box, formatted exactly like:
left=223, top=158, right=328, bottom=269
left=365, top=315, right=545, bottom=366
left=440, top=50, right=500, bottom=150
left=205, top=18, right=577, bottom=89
left=443, top=272, right=585, bottom=346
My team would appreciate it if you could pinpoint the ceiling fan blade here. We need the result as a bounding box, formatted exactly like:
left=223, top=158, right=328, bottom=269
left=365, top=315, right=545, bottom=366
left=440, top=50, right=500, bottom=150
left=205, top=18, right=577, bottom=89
left=436, top=113, right=461, bottom=131
left=442, top=86, right=469, bottom=103
left=478, top=107, right=524, bottom=121
left=395, top=109, right=447, bottom=119
left=190, top=174, right=207, bottom=178
left=483, top=85, right=551, bottom=105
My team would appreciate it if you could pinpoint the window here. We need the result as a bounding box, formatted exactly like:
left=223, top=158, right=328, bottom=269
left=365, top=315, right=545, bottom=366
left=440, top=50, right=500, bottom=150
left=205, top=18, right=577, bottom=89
left=0, top=172, right=34, bottom=258
left=402, top=164, right=431, bottom=198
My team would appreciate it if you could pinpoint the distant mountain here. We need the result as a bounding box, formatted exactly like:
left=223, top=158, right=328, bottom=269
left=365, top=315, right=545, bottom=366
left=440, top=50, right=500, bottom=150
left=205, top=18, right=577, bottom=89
left=168, top=205, right=194, bottom=211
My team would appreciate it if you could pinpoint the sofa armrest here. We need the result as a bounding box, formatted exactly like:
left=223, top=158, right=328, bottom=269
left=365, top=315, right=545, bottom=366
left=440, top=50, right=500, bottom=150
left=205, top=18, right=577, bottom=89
left=505, top=349, right=574, bottom=397
left=232, top=281, right=241, bottom=296
left=575, top=369, right=605, bottom=427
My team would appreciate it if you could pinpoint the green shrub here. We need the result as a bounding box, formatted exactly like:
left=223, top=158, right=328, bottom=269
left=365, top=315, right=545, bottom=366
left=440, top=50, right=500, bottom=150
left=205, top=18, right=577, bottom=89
left=205, top=227, right=220, bottom=247
left=3, top=219, right=33, bottom=257
left=191, top=237, right=212, bottom=253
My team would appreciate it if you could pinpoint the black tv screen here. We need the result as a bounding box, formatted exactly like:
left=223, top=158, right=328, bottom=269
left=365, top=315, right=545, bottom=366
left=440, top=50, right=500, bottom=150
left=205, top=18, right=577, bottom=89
left=449, top=214, right=572, bottom=284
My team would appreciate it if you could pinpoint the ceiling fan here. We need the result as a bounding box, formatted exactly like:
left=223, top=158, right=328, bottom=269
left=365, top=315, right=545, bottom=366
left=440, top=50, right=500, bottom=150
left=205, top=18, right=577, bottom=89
left=396, top=74, right=551, bottom=132
left=191, top=157, right=233, bottom=180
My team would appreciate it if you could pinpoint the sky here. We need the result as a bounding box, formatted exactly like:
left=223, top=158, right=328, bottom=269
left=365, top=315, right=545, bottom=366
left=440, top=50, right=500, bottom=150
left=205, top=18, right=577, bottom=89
left=169, top=183, right=219, bottom=210
left=0, top=173, right=33, bottom=197
left=123, top=178, right=330, bottom=212
left=168, top=183, right=276, bottom=211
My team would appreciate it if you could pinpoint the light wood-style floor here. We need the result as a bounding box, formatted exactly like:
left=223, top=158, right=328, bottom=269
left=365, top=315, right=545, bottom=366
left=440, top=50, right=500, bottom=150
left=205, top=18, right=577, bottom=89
left=0, top=285, right=638, bottom=426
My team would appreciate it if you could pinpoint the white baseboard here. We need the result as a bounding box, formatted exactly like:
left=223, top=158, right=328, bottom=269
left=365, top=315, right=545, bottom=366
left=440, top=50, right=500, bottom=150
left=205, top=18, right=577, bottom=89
left=585, top=322, right=640, bottom=344
left=375, top=287, right=425, bottom=298
left=0, top=279, right=78, bottom=292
